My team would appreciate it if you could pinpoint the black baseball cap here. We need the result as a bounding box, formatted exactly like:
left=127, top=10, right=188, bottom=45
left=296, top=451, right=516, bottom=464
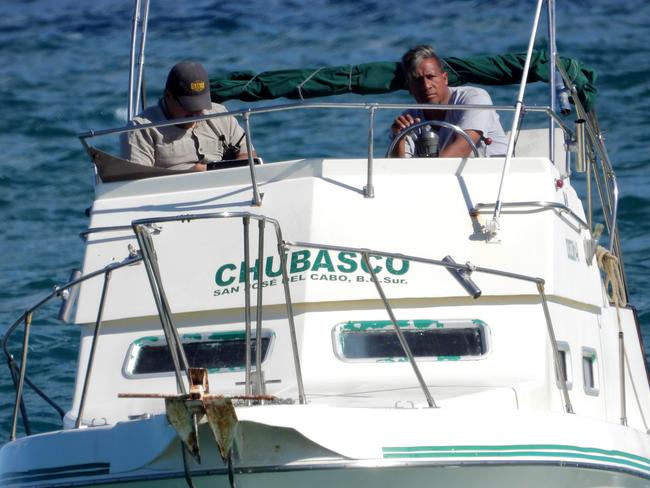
left=165, top=61, right=212, bottom=112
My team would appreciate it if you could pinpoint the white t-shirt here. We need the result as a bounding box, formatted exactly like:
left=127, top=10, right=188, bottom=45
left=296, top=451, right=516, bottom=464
left=397, top=86, right=508, bottom=157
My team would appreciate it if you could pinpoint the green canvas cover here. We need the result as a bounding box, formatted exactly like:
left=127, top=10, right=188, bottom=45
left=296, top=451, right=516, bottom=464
left=210, top=50, right=596, bottom=112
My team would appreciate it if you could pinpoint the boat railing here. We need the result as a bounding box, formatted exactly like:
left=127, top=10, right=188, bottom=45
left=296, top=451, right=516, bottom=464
left=10, top=205, right=642, bottom=441
left=2, top=252, right=143, bottom=441
left=78, top=100, right=572, bottom=205
left=131, top=211, right=575, bottom=413
left=555, top=59, right=626, bottom=294
left=78, top=94, right=626, bottom=295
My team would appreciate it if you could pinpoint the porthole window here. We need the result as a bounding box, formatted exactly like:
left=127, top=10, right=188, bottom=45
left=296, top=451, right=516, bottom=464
left=124, top=330, right=273, bottom=377
left=581, top=347, right=599, bottom=396
left=333, top=319, right=489, bottom=362
left=556, top=341, right=573, bottom=390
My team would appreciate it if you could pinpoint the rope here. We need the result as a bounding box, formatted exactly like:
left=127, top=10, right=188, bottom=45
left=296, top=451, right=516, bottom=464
left=296, top=67, right=324, bottom=101
left=595, top=245, right=648, bottom=431
left=596, top=245, right=626, bottom=307
left=347, top=64, right=353, bottom=92
left=241, top=74, right=262, bottom=100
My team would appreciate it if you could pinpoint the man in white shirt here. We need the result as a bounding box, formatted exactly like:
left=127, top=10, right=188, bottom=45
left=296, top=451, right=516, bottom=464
left=391, top=45, right=507, bottom=158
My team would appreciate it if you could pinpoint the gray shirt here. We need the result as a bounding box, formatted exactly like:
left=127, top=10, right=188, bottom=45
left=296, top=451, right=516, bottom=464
left=399, top=86, right=508, bottom=157
left=120, top=100, right=249, bottom=170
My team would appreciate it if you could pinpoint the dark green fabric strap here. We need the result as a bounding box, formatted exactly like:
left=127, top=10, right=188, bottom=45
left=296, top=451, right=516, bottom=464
left=209, top=50, right=596, bottom=112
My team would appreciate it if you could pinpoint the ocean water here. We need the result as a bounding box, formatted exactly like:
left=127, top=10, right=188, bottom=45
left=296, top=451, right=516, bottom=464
left=1, top=0, right=649, bottom=437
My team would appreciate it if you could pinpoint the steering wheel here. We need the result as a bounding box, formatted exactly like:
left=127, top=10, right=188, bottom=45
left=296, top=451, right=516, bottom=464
left=385, top=119, right=480, bottom=158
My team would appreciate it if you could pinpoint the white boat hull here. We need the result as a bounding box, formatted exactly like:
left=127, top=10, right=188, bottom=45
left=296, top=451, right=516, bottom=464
left=5, top=461, right=649, bottom=488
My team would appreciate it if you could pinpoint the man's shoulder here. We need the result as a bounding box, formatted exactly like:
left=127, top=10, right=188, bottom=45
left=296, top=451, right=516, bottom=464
left=207, top=102, right=228, bottom=114
left=449, top=85, right=493, bottom=104
left=131, top=103, right=165, bottom=125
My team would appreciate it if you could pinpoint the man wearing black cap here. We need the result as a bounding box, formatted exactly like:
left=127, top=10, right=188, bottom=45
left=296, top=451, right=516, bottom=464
left=120, top=61, right=251, bottom=171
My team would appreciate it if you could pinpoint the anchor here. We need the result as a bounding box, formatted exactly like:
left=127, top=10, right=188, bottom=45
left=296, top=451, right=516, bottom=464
left=119, top=367, right=277, bottom=486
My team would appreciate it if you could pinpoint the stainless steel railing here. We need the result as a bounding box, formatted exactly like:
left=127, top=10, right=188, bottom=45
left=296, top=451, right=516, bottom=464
left=78, top=101, right=567, bottom=200
left=127, top=211, right=576, bottom=414
left=131, top=212, right=306, bottom=404
left=3, top=253, right=143, bottom=440
left=78, top=94, right=626, bottom=291
left=7, top=206, right=605, bottom=441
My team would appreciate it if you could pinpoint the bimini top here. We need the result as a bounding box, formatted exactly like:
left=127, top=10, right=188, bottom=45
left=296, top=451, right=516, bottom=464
left=209, top=50, right=597, bottom=112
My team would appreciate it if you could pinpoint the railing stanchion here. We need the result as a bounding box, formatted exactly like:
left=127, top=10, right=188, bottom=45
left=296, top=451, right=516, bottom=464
left=547, top=0, right=557, bottom=166
left=243, top=216, right=253, bottom=398
left=487, top=0, right=545, bottom=237
left=273, top=232, right=306, bottom=404
left=134, top=0, right=150, bottom=113
left=10, top=312, right=33, bottom=441
left=134, top=225, right=188, bottom=394
left=537, top=281, right=573, bottom=414
left=619, top=331, right=627, bottom=426
left=364, top=105, right=376, bottom=198
left=243, top=111, right=263, bottom=206
left=126, top=0, right=141, bottom=120
left=75, top=270, right=112, bottom=428
left=255, top=219, right=266, bottom=395
left=362, top=253, right=436, bottom=408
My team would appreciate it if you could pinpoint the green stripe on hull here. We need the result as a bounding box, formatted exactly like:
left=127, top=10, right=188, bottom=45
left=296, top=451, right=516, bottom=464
left=382, top=444, right=650, bottom=474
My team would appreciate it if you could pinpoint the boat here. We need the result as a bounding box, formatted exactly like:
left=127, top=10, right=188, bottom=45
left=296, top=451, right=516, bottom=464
left=2, top=0, right=649, bottom=486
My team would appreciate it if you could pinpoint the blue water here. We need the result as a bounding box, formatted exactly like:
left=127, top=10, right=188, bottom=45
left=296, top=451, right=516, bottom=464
left=1, top=0, right=649, bottom=436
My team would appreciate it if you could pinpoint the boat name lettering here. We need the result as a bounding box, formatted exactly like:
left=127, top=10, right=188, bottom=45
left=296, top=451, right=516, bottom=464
left=214, top=250, right=409, bottom=286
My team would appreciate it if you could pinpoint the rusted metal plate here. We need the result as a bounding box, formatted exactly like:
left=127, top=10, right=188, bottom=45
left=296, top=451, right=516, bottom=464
left=203, top=396, right=238, bottom=462
left=165, top=397, right=201, bottom=463
left=189, top=367, right=209, bottom=398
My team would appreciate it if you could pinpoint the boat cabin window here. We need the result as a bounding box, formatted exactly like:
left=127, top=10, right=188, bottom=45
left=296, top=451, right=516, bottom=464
left=333, top=320, right=488, bottom=362
left=556, top=341, right=573, bottom=390
left=124, top=330, right=272, bottom=376
left=581, top=347, right=599, bottom=396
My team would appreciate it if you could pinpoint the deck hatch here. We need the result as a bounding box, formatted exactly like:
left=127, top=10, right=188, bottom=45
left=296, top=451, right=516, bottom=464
left=125, top=330, right=272, bottom=376
left=334, top=319, right=488, bottom=361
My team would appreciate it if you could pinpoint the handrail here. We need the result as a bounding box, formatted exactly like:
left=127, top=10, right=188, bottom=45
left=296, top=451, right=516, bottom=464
left=77, top=102, right=557, bottom=141
left=77, top=100, right=571, bottom=209
left=4, top=254, right=143, bottom=440
left=547, top=0, right=558, bottom=165
left=555, top=57, right=627, bottom=299
left=471, top=201, right=589, bottom=232
left=486, top=0, right=546, bottom=238
left=6, top=207, right=589, bottom=438
left=126, top=0, right=141, bottom=121
left=283, top=239, right=573, bottom=413
left=80, top=224, right=134, bottom=241
left=131, top=212, right=307, bottom=404
left=128, top=211, right=576, bottom=412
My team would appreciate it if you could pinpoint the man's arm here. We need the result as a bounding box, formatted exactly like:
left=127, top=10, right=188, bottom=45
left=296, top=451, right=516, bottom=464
left=120, top=125, right=156, bottom=167
left=390, top=113, right=421, bottom=157
left=439, top=129, right=482, bottom=158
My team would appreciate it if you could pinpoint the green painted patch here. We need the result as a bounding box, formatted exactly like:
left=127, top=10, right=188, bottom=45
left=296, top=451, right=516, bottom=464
left=341, top=320, right=444, bottom=331
left=133, top=336, right=159, bottom=346
left=182, top=333, right=202, bottom=340
left=207, top=331, right=247, bottom=341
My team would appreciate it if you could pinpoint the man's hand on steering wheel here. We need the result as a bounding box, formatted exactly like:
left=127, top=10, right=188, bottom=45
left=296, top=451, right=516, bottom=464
left=390, top=114, right=421, bottom=137
left=386, top=119, right=480, bottom=158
